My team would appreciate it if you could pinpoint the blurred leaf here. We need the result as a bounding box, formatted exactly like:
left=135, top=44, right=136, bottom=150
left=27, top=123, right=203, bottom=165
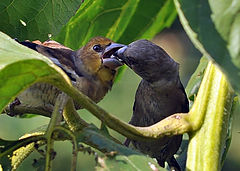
left=185, top=56, right=209, bottom=108
left=174, top=0, right=240, bottom=92
left=77, top=125, right=164, bottom=171
left=0, top=0, right=83, bottom=41
left=0, top=31, right=71, bottom=113
left=55, top=0, right=177, bottom=50
left=118, top=0, right=177, bottom=44
left=209, top=0, right=240, bottom=66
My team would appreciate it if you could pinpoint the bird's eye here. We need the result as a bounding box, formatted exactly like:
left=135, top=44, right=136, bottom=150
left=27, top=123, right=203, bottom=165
left=93, top=44, right=103, bottom=52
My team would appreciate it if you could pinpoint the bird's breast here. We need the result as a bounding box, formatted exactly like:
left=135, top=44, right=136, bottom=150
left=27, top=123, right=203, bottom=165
left=18, top=83, right=60, bottom=110
left=131, top=80, right=186, bottom=126
left=73, top=77, right=111, bottom=109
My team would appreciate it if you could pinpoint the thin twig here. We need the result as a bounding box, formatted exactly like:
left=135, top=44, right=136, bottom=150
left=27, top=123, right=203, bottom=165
left=45, top=93, right=69, bottom=171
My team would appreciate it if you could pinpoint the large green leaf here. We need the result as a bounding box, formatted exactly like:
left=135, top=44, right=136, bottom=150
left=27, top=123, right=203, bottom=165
left=118, top=0, right=177, bottom=44
left=55, top=0, right=176, bottom=50
left=0, top=0, right=83, bottom=41
left=174, top=0, right=240, bottom=92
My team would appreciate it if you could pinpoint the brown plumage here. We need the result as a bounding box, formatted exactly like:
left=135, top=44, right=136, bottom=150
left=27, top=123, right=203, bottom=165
left=116, top=40, right=189, bottom=171
left=9, top=37, right=124, bottom=116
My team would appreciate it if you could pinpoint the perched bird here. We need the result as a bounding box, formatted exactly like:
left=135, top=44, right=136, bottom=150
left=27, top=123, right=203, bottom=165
left=115, top=40, right=189, bottom=170
left=8, top=37, right=124, bottom=116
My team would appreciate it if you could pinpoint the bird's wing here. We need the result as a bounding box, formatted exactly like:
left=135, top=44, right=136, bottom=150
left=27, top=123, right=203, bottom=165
left=178, top=81, right=189, bottom=113
left=19, top=40, right=82, bottom=81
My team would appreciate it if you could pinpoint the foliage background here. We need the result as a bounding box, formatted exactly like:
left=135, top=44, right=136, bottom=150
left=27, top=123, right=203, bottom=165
left=0, top=20, right=239, bottom=170
left=0, top=0, right=239, bottom=170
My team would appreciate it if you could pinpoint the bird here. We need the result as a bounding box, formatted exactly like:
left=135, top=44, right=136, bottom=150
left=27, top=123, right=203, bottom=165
left=8, top=37, right=124, bottom=117
left=115, top=39, right=189, bottom=171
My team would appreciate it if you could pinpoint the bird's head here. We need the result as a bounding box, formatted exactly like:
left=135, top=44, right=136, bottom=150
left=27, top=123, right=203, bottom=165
left=75, top=37, right=124, bottom=77
left=115, top=39, right=179, bottom=83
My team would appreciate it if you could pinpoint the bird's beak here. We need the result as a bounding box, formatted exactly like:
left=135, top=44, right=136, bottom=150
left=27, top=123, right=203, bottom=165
left=102, top=43, right=126, bottom=69
left=114, top=46, right=130, bottom=66
left=103, top=57, right=123, bottom=70
left=103, top=43, right=125, bottom=59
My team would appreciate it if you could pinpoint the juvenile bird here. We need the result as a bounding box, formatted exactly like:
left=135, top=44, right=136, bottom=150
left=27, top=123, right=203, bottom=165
left=9, top=37, right=124, bottom=116
left=116, top=40, right=189, bottom=170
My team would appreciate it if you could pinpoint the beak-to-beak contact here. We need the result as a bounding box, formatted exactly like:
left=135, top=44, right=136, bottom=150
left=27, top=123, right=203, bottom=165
left=102, top=43, right=126, bottom=69
left=103, top=43, right=125, bottom=58
left=114, top=46, right=130, bottom=66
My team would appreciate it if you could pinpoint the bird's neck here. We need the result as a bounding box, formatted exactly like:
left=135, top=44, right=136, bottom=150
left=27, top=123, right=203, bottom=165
left=96, top=66, right=116, bottom=88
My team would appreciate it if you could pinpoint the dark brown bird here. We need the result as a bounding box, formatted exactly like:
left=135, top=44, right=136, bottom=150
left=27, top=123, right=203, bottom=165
left=9, top=37, right=124, bottom=116
left=115, top=40, right=189, bottom=170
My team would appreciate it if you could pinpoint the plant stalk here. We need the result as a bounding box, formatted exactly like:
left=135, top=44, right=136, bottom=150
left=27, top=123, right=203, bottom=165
left=186, top=61, right=234, bottom=171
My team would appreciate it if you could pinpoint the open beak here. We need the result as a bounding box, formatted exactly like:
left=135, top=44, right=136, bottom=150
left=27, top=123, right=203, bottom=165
left=102, top=43, right=126, bottom=69
left=103, top=43, right=125, bottom=58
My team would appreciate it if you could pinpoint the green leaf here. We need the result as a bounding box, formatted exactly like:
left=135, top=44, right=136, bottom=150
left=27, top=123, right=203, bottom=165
left=174, top=0, right=240, bottom=92
left=185, top=56, right=209, bottom=108
left=209, top=0, right=240, bottom=66
left=96, top=154, right=166, bottom=171
left=55, top=0, right=177, bottom=49
left=0, top=31, right=72, bottom=113
left=0, top=0, right=83, bottom=41
left=118, top=0, right=177, bottom=44
left=0, top=134, right=45, bottom=170
left=76, top=125, right=165, bottom=171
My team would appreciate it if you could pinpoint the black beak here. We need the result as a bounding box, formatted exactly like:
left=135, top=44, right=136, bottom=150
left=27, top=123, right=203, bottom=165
left=103, top=43, right=125, bottom=59
left=102, top=43, right=126, bottom=69
left=103, top=58, right=123, bottom=69
left=114, top=46, right=131, bottom=66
